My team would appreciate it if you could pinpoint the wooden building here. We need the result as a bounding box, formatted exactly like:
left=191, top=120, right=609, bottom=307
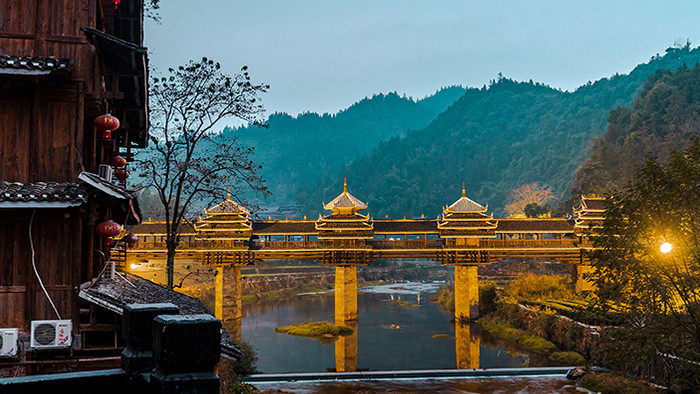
left=0, top=0, right=148, bottom=350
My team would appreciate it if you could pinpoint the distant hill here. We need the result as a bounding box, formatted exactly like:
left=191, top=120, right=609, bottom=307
left=218, top=86, right=467, bottom=204
left=300, top=44, right=700, bottom=218
left=570, top=60, right=700, bottom=199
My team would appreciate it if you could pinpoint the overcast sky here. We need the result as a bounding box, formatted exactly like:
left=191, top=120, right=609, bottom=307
left=145, top=1, right=700, bottom=117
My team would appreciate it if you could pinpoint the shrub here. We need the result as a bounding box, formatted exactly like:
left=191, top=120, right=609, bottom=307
left=505, top=274, right=573, bottom=302
left=275, top=321, right=353, bottom=338
left=580, top=372, right=657, bottom=394
left=549, top=351, right=585, bottom=366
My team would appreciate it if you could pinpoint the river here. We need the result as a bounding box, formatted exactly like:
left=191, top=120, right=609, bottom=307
left=242, top=282, right=543, bottom=373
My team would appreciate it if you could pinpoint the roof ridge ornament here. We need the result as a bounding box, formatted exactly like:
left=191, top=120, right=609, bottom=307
left=462, top=182, right=466, bottom=198
left=344, top=177, right=347, bottom=193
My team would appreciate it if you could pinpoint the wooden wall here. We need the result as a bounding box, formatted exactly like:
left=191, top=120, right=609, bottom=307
left=0, top=83, right=84, bottom=183
left=0, top=210, right=82, bottom=330
left=0, top=0, right=97, bottom=86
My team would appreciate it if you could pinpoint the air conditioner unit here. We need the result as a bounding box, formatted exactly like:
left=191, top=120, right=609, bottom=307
left=98, top=164, right=113, bottom=182
left=30, top=320, right=72, bottom=349
left=0, top=328, right=18, bottom=358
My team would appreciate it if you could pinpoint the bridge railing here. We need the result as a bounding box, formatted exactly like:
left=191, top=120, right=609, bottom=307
left=479, top=239, right=578, bottom=249
left=366, top=240, right=445, bottom=249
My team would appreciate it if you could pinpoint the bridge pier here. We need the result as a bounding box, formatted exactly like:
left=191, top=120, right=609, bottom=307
left=215, top=265, right=242, bottom=342
left=454, top=264, right=479, bottom=321
left=334, top=265, right=358, bottom=323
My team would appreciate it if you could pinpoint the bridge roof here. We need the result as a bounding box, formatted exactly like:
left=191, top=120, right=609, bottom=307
left=574, top=196, right=606, bottom=212
left=496, top=218, right=574, bottom=233
left=444, top=184, right=488, bottom=213
left=127, top=220, right=197, bottom=235
left=205, top=195, right=250, bottom=216
left=252, top=220, right=317, bottom=235
left=373, top=219, right=438, bottom=234
left=322, top=179, right=367, bottom=212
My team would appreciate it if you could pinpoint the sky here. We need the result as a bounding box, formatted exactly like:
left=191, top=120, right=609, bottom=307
left=145, top=1, right=700, bottom=118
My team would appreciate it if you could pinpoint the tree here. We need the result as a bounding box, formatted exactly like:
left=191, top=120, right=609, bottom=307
left=589, top=138, right=700, bottom=388
left=523, top=203, right=552, bottom=218
left=505, top=183, right=554, bottom=217
left=137, top=57, right=269, bottom=289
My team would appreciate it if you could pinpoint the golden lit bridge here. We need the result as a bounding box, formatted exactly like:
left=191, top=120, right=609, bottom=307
left=122, top=181, right=603, bottom=371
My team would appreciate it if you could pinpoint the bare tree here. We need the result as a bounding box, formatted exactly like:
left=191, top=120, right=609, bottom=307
left=137, top=57, right=269, bottom=289
left=504, top=183, right=554, bottom=217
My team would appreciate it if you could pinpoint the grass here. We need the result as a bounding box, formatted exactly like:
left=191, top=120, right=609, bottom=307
left=580, top=372, right=657, bottom=394
left=548, top=351, right=585, bottom=366
left=275, top=321, right=354, bottom=339
left=479, top=317, right=558, bottom=355
left=393, top=300, right=419, bottom=308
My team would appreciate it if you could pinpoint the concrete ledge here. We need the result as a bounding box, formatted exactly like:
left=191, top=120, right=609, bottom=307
left=243, top=367, right=575, bottom=383
left=0, top=368, right=125, bottom=393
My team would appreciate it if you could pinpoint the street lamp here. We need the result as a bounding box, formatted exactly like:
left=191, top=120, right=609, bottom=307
left=660, top=242, right=673, bottom=254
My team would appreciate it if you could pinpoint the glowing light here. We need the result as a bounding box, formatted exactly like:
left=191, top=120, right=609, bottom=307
left=130, top=263, right=138, bottom=270
left=660, top=242, right=673, bottom=254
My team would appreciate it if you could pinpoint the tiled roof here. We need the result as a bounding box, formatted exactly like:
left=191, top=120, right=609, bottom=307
left=580, top=197, right=607, bottom=211
left=251, top=221, right=317, bottom=234
left=127, top=221, right=197, bottom=235
left=0, top=181, right=88, bottom=204
left=79, top=271, right=242, bottom=360
left=496, top=219, right=574, bottom=233
left=373, top=220, right=439, bottom=234
left=323, top=181, right=367, bottom=211
left=205, top=198, right=250, bottom=215
left=0, top=54, right=73, bottom=74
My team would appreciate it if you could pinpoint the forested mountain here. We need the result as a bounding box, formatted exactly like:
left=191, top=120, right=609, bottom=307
left=571, top=63, right=700, bottom=197
left=299, top=44, right=700, bottom=218
left=217, top=86, right=467, bottom=203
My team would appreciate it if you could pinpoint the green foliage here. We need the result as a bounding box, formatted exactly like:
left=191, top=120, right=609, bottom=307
left=233, top=341, right=259, bottom=376
left=585, top=139, right=700, bottom=387
left=275, top=321, right=354, bottom=339
left=580, top=372, right=657, bottom=394
left=226, top=381, right=255, bottom=394
left=572, top=62, right=700, bottom=197
left=495, top=303, right=596, bottom=356
left=302, top=46, right=700, bottom=217
left=521, top=299, right=626, bottom=326
left=225, top=87, right=466, bottom=207
left=548, top=351, right=585, bottom=366
left=479, top=316, right=558, bottom=355
left=524, top=203, right=552, bottom=218
left=432, top=282, right=497, bottom=315
left=504, top=274, right=573, bottom=302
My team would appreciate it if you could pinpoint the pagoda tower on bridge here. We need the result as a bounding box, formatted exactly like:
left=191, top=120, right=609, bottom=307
left=438, top=183, right=498, bottom=246
left=315, top=178, right=374, bottom=244
left=439, top=184, right=497, bottom=322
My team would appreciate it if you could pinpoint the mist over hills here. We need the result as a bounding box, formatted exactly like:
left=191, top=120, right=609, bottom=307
left=220, top=86, right=467, bottom=205
left=298, top=45, right=700, bottom=218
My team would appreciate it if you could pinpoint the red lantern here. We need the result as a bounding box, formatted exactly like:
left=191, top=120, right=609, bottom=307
left=96, top=220, right=122, bottom=246
left=125, top=233, right=138, bottom=247
left=114, top=168, right=129, bottom=182
left=113, top=0, right=121, bottom=10
left=110, top=155, right=127, bottom=168
left=94, top=113, right=120, bottom=140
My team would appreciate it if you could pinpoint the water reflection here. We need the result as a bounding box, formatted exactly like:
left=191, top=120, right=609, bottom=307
left=455, top=322, right=480, bottom=369
left=334, top=320, right=357, bottom=372
left=242, top=282, right=532, bottom=373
